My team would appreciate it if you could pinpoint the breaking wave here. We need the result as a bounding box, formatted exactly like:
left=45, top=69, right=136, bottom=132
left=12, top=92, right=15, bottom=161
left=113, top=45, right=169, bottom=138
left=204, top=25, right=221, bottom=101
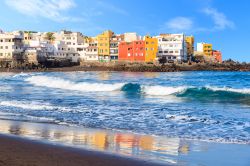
left=25, top=76, right=125, bottom=92
left=25, top=76, right=250, bottom=99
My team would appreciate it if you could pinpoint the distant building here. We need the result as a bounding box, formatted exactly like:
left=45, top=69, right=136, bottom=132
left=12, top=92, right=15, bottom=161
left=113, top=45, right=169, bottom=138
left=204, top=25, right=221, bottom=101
left=197, top=42, right=213, bottom=57
left=110, top=34, right=124, bottom=60
left=97, top=30, right=114, bottom=61
left=144, top=36, right=158, bottom=62
left=78, top=40, right=99, bottom=62
left=124, top=32, right=141, bottom=42
left=0, top=32, right=24, bottom=63
left=118, top=40, right=145, bottom=62
left=156, top=34, right=187, bottom=62
left=53, top=30, right=85, bottom=63
left=212, top=50, right=222, bottom=63
left=185, top=36, right=194, bottom=61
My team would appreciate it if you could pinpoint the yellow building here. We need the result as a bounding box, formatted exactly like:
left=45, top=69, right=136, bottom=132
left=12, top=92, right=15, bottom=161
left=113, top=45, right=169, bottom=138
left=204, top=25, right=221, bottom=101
left=145, top=36, right=158, bottom=62
left=97, top=30, right=114, bottom=61
left=185, top=36, right=194, bottom=60
left=197, top=42, right=213, bottom=56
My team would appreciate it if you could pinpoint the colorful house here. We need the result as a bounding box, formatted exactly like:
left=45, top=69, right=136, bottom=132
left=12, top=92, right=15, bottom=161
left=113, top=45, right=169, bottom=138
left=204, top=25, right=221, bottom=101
left=97, top=30, right=114, bottom=61
left=212, top=50, right=222, bottom=63
left=185, top=36, right=194, bottom=60
left=197, top=42, right=213, bottom=56
left=118, top=40, right=145, bottom=62
left=144, top=36, right=158, bottom=62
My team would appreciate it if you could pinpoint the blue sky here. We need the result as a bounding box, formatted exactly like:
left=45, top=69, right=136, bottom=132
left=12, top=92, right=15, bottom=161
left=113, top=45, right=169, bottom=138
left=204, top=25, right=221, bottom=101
left=0, top=0, right=249, bottom=61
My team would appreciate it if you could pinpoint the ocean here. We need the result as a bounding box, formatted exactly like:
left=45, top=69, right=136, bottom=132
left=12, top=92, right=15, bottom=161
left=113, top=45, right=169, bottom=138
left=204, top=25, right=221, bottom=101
left=0, top=71, right=250, bottom=165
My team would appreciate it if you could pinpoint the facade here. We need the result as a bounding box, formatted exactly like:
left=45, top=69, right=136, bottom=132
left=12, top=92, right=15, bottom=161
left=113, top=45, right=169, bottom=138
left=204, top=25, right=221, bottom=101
left=212, top=50, right=222, bottom=63
left=0, top=32, right=24, bottom=62
left=53, top=30, right=85, bottom=63
left=197, top=42, right=213, bottom=56
left=118, top=40, right=145, bottom=62
left=144, top=36, right=158, bottom=62
left=185, top=36, right=194, bottom=61
left=97, top=30, right=114, bottom=61
left=156, top=34, right=187, bottom=62
left=124, top=33, right=140, bottom=42
left=110, top=34, right=124, bottom=60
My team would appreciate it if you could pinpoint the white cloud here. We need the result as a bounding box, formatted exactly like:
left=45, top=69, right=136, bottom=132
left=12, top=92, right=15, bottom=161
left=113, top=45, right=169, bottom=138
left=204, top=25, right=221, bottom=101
left=164, top=17, right=194, bottom=32
left=160, top=8, right=235, bottom=34
left=203, top=7, right=235, bottom=30
left=4, top=0, right=80, bottom=22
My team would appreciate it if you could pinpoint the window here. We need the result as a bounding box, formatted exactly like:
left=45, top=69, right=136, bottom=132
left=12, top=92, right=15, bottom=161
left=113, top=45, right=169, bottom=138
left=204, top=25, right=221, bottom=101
left=0, top=46, right=3, bottom=49
left=159, top=51, right=163, bottom=53
left=5, top=46, right=8, bottom=49
left=175, top=51, right=179, bottom=53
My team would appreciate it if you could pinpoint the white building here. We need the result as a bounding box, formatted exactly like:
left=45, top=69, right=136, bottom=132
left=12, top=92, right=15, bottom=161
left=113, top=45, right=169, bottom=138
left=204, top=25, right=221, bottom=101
left=124, top=32, right=141, bottom=42
left=156, top=34, right=187, bottom=62
left=53, top=30, right=86, bottom=63
left=78, top=42, right=99, bottom=62
left=0, top=32, right=24, bottom=61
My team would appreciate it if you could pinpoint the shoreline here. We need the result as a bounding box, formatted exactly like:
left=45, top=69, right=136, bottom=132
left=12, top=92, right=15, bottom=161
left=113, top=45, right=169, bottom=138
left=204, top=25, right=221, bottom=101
left=0, top=119, right=250, bottom=166
left=1, top=62, right=250, bottom=73
left=0, top=134, right=165, bottom=166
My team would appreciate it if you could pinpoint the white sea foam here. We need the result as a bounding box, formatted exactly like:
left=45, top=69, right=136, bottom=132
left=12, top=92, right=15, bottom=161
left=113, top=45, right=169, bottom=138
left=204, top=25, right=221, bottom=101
left=0, top=100, right=61, bottom=111
left=206, top=86, right=250, bottom=94
left=25, top=76, right=125, bottom=92
left=142, top=85, right=187, bottom=96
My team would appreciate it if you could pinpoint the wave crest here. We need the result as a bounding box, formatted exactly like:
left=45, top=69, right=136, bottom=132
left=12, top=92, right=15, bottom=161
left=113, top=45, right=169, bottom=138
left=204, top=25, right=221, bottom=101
left=25, top=76, right=125, bottom=92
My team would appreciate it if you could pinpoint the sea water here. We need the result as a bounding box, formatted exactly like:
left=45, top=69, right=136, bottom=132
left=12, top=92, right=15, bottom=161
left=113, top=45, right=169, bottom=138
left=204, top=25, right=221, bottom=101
left=0, top=71, right=250, bottom=144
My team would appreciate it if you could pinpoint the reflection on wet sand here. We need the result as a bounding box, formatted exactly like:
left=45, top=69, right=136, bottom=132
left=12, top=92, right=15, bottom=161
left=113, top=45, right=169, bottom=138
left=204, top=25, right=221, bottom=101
left=0, top=120, right=190, bottom=164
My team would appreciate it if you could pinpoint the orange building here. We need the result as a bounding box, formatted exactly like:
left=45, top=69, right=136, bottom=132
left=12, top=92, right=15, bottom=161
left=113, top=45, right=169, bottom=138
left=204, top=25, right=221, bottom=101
left=212, top=50, right=222, bottom=63
left=118, top=40, right=145, bottom=62
left=144, top=36, right=158, bottom=62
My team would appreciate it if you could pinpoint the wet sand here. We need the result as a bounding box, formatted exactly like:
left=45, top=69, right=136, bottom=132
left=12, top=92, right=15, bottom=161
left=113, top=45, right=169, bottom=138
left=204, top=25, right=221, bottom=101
left=0, top=119, right=250, bottom=166
left=0, top=134, right=166, bottom=166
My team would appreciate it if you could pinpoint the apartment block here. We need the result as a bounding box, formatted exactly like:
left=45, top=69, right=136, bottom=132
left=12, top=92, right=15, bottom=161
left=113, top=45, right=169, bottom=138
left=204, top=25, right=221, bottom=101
left=97, top=30, right=114, bottom=61
left=156, top=34, right=187, bottom=62
left=144, top=36, right=158, bottom=62
left=118, top=40, right=145, bottom=62
left=185, top=36, right=194, bottom=61
left=110, top=34, right=124, bottom=60
left=79, top=37, right=98, bottom=62
left=0, top=32, right=23, bottom=62
left=197, top=42, right=213, bottom=56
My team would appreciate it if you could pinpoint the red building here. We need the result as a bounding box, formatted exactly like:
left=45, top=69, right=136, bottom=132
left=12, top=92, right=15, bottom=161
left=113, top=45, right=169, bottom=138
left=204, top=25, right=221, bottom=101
left=212, top=50, right=222, bottom=63
left=118, top=40, right=145, bottom=62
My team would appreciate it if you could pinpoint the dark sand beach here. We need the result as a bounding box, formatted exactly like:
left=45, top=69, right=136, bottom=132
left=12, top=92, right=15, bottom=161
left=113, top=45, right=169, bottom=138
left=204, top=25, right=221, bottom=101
left=0, top=134, right=166, bottom=166
left=0, top=120, right=250, bottom=166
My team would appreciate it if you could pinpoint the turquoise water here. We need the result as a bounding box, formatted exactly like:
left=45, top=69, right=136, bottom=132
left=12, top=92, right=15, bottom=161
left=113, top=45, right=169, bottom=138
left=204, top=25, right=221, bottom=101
left=0, top=71, right=250, bottom=144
